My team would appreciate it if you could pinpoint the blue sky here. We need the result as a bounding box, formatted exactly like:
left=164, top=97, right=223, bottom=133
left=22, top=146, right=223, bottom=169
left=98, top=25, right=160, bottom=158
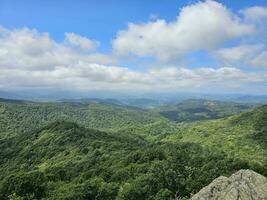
left=0, top=0, right=267, bottom=95
left=1, top=0, right=267, bottom=50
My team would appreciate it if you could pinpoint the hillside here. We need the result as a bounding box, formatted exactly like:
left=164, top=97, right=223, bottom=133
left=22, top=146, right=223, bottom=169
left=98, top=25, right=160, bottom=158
left=0, top=99, right=251, bottom=140
left=0, top=98, right=266, bottom=199
left=156, top=99, right=251, bottom=122
left=1, top=120, right=266, bottom=199
left=0, top=99, right=165, bottom=138
left=164, top=104, right=267, bottom=167
left=0, top=121, right=147, bottom=199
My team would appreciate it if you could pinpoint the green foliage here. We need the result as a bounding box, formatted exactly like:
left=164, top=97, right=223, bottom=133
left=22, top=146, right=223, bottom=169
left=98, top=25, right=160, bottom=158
left=0, top=99, right=266, bottom=199
left=0, top=171, right=47, bottom=200
left=154, top=189, right=173, bottom=200
left=0, top=100, right=165, bottom=139
left=0, top=121, right=263, bottom=199
left=231, top=105, right=267, bottom=148
left=164, top=105, right=267, bottom=167
left=8, top=193, right=24, bottom=200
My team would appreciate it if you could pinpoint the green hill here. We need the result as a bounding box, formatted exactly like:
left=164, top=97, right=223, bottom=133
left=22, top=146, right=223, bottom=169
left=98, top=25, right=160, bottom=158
left=164, top=105, right=267, bottom=166
left=0, top=99, right=165, bottom=138
left=1, top=121, right=263, bottom=200
left=0, top=98, right=266, bottom=200
left=156, top=99, right=251, bottom=122
left=0, top=121, right=146, bottom=199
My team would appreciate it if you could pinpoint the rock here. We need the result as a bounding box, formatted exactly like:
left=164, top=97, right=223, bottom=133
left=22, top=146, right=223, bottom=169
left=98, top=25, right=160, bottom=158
left=191, top=169, right=267, bottom=200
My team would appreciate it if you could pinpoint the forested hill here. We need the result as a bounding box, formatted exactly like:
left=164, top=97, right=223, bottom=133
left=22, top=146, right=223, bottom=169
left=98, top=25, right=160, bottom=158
left=0, top=98, right=266, bottom=199
left=0, top=99, right=165, bottom=138
left=164, top=104, right=267, bottom=166
left=155, top=99, right=252, bottom=122
left=0, top=98, right=251, bottom=138
left=1, top=120, right=266, bottom=200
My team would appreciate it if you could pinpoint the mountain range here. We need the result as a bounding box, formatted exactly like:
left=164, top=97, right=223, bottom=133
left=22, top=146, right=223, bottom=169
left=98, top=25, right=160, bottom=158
left=0, top=98, right=266, bottom=199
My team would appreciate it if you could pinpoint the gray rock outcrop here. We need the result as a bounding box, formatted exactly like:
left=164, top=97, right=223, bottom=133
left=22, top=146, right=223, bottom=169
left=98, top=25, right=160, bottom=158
left=191, top=169, right=267, bottom=200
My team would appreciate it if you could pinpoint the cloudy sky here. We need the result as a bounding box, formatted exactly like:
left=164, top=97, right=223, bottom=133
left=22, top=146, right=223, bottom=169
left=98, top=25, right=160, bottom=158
left=1, top=0, right=267, bottom=95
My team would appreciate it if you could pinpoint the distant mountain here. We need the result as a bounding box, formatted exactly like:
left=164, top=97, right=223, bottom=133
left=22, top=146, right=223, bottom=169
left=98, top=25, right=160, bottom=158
left=1, top=90, right=267, bottom=105
left=0, top=98, right=29, bottom=103
left=0, top=91, right=22, bottom=99
left=121, top=98, right=163, bottom=109
left=156, top=99, right=252, bottom=122
left=59, top=98, right=125, bottom=106
left=0, top=98, right=165, bottom=138
left=233, top=95, right=267, bottom=104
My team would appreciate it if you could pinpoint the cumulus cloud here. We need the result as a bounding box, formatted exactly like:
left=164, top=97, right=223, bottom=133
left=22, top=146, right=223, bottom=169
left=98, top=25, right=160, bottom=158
left=0, top=26, right=116, bottom=70
left=215, top=43, right=267, bottom=68
left=0, top=59, right=265, bottom=92
left=241, top=6, right=267, bottom=42
left=1, top=1, right=267, bottom=93
left=112, top=0, right=254, bottom=61
left=215, top=44, right=264, bottom=66
left=64, top=32, right=99, bottom=52
left=0, top=25, right=266, bottom=93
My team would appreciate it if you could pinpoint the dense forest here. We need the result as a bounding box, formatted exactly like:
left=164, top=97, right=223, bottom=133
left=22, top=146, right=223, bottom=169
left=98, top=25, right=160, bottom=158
left=0, top=98, right=266, bottom=200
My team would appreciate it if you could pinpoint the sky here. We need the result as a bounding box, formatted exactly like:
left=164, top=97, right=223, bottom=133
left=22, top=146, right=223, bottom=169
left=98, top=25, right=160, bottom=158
left=0, top=0, right=267, bottom=95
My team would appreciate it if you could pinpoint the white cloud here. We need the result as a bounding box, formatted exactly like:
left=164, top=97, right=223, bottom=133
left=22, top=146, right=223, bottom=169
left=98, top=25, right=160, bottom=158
left=0, top=1, right=267, bottom=94
left=0, top=59, right=265, bottom=92
left=64, top=32, right=99, bottom=52
left=241, top=6, right=267, bottom=22
left=112, top=0, right=254, bottom=61
left=215, top=44, right=267, bottom=68
left=241, top=6, right=267, bottom=42
left=215, top=44, right=264, bottom=65
left=0, top=26, right=116, bottom=70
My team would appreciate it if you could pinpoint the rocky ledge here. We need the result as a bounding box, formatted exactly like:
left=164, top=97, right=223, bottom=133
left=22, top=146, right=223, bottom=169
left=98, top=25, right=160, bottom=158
left=191, top=169, right=267, bottom=200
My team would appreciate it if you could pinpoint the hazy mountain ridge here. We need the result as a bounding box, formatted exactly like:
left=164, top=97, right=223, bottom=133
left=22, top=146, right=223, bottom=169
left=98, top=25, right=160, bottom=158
left=155, top=99, right=252, bottom=123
